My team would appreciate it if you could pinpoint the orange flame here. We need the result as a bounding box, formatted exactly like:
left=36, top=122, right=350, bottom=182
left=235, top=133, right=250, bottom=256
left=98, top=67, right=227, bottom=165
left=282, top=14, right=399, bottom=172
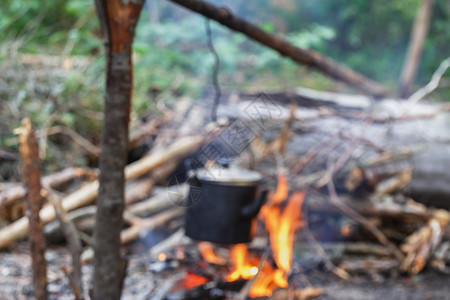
left=250, top=173, right=305, bottom=297
left=271, top=172, right=288, bottom=205
left=198, top=242, right=226, bottom=265
left=222, top=172, right=305, bottom=297
left=226, top=244, right=259, bottom=282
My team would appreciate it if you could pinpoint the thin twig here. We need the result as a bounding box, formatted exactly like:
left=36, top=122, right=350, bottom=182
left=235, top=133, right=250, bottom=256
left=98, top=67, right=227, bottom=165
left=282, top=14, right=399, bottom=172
left=303, top=202, right=350, bottom=280
left=407, top=56, right=450, bottom=104
left=43, top=126, right=100, bottom=156
left=44, top=186, right=84, bottom=299
left=327, top=178, right=405, bottom=262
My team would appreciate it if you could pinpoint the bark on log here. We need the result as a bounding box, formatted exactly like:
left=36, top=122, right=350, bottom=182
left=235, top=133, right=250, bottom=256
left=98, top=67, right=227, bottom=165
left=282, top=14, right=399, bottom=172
left=16, top=119, right=48, bottom=300
left=0, top=136, right=202, bottom=249
left=167, top=0, right=387, bottom=98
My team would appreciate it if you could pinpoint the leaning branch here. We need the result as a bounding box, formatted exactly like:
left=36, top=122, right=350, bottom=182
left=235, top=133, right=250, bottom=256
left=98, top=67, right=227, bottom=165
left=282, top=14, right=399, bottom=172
left=407, top=56, right=450, bottom=104
left=167, top=0, right=387, bottom=97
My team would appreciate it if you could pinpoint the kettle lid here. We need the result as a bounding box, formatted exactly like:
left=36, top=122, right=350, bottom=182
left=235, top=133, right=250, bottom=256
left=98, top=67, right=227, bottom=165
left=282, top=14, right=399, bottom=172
left=194, top=167, right=262, bottom=185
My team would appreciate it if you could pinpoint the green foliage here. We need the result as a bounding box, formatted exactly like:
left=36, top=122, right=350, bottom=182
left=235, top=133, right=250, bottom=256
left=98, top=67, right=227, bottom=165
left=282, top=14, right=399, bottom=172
left=0, top=0, right=100, bottom=55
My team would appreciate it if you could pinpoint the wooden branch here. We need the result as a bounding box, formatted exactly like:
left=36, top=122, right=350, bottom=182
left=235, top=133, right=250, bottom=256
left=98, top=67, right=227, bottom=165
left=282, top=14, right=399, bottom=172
left=120, top=208, right=184, bottom=244
left=149, top=228, right=186, bottom=257
left=125, top=160, right=178, bottom=205
left=327, top=179, right=405, bottom=262
left=0, top=136, right=202, bottom=249
left=406, top=56, right=450, bottom=104
left=400, top=210, right=450, bottom=274
left=44, top=187, right=83, bottom=299
left=128, top=118, right=165, bottom=150
left=270, top=287, right=323, bottom=300
left=167, top=0, right=387, bottom=97
left=45, top=126, right=100, bottom=156
left=127, top=185, right=187, bottom=217
left=0, top=167, right=87, bottom=208
left=16, top=118, right=48, bottom=300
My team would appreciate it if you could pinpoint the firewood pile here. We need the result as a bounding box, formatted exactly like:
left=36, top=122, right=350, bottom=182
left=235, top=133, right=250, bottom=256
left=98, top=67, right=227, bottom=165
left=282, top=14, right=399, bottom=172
left=1, top=90, right=450, bottom=299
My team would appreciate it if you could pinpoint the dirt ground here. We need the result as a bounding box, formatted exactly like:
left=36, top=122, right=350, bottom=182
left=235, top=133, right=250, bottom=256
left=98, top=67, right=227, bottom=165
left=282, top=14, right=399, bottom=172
left=1, top=240, right=450, bottom=300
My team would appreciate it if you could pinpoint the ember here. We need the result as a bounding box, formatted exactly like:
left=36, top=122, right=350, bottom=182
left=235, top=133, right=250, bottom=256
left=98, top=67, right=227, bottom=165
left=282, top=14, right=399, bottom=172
left=182, top=272, right=209, bottom=290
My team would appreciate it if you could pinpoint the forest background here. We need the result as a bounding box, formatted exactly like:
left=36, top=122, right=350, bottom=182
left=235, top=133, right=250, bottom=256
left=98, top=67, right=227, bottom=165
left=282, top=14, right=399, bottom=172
left=1, top=0, right=449, bottom=179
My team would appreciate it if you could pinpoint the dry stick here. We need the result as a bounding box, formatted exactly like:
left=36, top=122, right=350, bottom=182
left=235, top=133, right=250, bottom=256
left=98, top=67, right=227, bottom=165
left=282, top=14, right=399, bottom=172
left=61, top=264, right=82, bottom=300
left=125, top=160, right=178, bottom=205
left=167, top=0, right=387, bottom=97
left=0, top=167, right=87, bottom=207
left=44, top=126, right=100, bottom=156
left=16, top=118, right=48, bottom=300
left=314, top=121, right=370, bottom=189
left=406, top=56, right=450, bottom=105
left=149, top=227, right=186, bottom=257
left=303, top=204, right=350, bottom=281
left=0, top=136, right=203, bottom=249
left=128, top=118, right=164, bottom=150
left=127, top=185, right=187, bottom=217
left=44, top=186, right=83, bottom=300
left=327, top=179, right=405, bottom=262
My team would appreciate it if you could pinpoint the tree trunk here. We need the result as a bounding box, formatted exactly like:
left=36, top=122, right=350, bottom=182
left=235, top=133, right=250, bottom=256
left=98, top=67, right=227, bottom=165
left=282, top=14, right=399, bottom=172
left=92, top=1, right=144, bottom=299
left=398, top=0, right=434, bottom=98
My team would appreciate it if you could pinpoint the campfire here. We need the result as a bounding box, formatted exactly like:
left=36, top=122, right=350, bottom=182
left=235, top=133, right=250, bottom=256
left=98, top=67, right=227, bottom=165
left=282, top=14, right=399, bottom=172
left=154, top=171, right=317, bottom=299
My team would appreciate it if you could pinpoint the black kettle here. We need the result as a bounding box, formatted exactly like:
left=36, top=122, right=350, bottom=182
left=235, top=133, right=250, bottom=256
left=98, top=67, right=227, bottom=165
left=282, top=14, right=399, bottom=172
left=184, top=167, right=267, bottom=244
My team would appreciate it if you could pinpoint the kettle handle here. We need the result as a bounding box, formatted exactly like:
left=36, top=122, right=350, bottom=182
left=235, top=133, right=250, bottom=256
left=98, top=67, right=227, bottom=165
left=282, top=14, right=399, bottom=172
left=241, top=189, right=268, bottom=219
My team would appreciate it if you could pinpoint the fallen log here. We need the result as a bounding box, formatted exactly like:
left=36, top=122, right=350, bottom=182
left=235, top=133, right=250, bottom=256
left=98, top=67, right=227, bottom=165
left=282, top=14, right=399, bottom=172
left=0, top=136, right=203, bottom=249
left=167, top=0, right=387, bottom=97
left=234, top=90, right=450, bottom=208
